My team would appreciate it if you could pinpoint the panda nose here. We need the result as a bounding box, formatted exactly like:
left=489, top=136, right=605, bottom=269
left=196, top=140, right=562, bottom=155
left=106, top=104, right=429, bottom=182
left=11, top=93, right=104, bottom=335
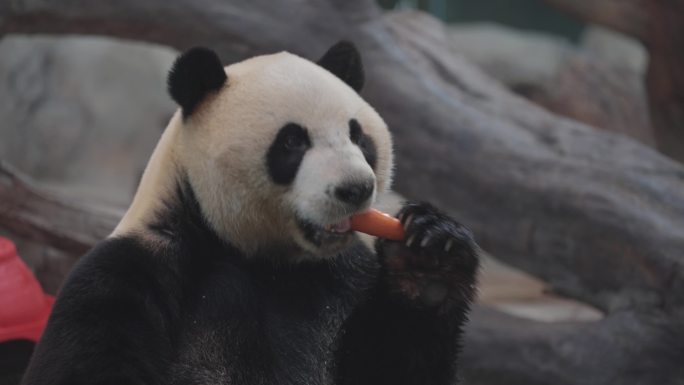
left=335, top=180, right=374, bottom=206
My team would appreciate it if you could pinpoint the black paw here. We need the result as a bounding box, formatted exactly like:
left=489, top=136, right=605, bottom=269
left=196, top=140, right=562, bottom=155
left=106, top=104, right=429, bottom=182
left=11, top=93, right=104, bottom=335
left=376, top=201, right=480, bottom=309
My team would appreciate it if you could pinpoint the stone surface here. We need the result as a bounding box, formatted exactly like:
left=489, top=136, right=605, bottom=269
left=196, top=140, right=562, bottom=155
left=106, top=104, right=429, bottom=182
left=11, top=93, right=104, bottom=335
left=0, top=35, right=177, bottom=207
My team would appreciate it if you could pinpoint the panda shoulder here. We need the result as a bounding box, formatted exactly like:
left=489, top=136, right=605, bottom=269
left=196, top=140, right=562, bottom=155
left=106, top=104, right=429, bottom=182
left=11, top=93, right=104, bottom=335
left=56, top=236, right=172, bottom=310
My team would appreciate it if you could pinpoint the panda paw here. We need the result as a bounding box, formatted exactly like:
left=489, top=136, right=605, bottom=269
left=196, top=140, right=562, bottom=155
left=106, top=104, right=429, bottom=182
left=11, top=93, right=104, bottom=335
left=376, top=201, right=480, bottom=310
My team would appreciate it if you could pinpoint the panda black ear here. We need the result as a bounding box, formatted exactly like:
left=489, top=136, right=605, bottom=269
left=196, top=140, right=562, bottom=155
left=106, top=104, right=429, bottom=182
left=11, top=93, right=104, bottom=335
left=316, top=41, right=364, bottom=92
left=167, top=47, right=227, bottom=118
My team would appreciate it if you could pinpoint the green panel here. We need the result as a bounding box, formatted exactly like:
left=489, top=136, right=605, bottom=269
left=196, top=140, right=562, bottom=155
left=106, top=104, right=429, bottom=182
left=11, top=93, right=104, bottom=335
left=377, top=0, right=585, bottom=41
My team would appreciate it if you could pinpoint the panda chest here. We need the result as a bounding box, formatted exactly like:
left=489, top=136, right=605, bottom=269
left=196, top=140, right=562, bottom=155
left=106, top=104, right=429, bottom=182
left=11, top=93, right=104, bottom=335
left=171, top=263, right=361, bottom=385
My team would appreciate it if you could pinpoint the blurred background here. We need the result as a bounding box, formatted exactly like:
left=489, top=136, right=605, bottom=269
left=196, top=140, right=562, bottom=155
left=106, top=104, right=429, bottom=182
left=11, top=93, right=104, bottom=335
left=1, top=0, right=683, bottom=384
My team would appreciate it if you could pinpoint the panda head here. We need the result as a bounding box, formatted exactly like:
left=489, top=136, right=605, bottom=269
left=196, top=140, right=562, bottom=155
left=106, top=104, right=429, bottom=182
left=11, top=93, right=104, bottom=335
left=167, top=42, right=393, bottom=259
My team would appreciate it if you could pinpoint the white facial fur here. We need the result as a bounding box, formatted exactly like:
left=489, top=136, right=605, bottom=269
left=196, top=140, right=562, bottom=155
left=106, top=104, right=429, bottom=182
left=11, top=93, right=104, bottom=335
left=291, top=134, right=376, bottom=225
left=115, top=51, right=393, bottom=258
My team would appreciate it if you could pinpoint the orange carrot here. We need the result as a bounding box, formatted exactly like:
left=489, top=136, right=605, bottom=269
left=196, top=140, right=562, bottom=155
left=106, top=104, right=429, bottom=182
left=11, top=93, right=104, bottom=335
left=350, top=208, right=405, bottom=241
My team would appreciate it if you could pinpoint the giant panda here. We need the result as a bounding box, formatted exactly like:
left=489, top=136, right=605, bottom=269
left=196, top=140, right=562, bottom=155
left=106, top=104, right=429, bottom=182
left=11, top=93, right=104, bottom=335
left=21, top=41, right=480, bottom=385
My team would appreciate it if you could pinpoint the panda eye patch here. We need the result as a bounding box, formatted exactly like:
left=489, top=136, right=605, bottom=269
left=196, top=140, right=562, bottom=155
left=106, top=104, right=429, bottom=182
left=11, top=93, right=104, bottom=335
left=349, top=119, right=363, bottom=144
left=349, top=119, right=377, bottom=170
left=267, top=123, right=311, bottom=185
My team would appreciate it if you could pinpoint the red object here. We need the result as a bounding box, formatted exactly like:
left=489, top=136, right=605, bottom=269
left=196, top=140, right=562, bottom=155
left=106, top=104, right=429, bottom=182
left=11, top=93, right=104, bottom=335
left=0, top=237, right=54, bottom=343
left=350, top=208, right=406, bottom=241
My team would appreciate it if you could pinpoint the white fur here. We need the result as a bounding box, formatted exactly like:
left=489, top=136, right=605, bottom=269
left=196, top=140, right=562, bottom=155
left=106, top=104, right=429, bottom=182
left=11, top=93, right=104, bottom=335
left=112, top=113, right=181, bottom=240
left=114, top=51, right=394, bottom=257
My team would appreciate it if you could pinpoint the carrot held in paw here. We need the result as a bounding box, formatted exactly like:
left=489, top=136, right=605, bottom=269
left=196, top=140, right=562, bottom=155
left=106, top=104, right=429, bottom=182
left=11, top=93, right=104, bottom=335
left=350, top=208, right=405, bottom=241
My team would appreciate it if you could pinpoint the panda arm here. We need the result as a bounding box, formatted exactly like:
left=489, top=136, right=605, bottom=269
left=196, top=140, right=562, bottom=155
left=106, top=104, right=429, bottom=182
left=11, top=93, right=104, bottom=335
left=21, top=237, right=177, bottom=385
left=335, top=287, right=470, bottom=385
left=335, top=202, right=479, bottom=385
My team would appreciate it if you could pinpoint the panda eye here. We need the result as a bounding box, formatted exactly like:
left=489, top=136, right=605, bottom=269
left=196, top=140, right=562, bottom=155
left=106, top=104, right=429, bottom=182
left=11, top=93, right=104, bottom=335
left=348, top=119, right=377, bottom=169
left=277, top=123, right=310, bottom=152
left=284, top=133, right=307, bottom=151
left=349, top=119, right=363, bottom=144
left=267, top=123, right=311, bottom=185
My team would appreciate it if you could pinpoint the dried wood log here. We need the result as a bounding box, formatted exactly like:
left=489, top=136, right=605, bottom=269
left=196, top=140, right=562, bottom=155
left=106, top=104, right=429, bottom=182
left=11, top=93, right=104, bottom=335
left=0, top=161, right=121, bottom=293
left=643, top=0, right=684, bottom=163
left=462, top=307, right=684, bottom=385
left=514, top=55, right=654, bottom=147
left=543, top=0, right=684, bottom=163
left=0, top=161, right=119, bottom=254
left=1, top=1, right=684, bottom=383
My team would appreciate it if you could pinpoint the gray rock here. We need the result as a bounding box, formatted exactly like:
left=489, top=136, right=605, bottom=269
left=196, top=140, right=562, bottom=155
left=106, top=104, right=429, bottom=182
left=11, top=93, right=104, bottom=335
left=0, top=35, right=177, bottom=207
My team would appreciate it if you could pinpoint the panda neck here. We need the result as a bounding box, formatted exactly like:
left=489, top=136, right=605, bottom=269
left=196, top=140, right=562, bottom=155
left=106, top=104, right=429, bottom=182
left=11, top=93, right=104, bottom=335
left=112, top=114, right=256, bottom=257
left=112, top=113, right=185, bottom=240
left=111, top=113, right=311, bottom=259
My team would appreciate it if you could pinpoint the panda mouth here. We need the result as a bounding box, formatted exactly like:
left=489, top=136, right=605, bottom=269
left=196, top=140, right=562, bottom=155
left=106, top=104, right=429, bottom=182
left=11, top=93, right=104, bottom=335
left=297, top=217, right=353, bottom=247
left=324, top=218, right=352, bottom=233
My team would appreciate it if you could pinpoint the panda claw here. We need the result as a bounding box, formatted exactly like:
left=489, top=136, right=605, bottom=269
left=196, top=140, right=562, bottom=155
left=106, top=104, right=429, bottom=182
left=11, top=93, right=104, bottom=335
left=420, top=236, right=430, bottom=248
left=444, top=239, right=453, bottom=253
left=406, top=234, right=416, bottom=248
left=403, top=214, right=414, bottom=229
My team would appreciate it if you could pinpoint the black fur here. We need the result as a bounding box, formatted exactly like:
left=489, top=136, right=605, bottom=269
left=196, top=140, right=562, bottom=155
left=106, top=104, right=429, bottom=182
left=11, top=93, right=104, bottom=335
left=266, top=123, right=312, bottom=185
left=317, top=41, right=365, bottom=92
left=22, top=180, right=479, bottom=385
left=349, top=119, right=377, bottom=169
left=167, top=47, right=227, bottom=118
left=0, top=340, right=34, bottom=385
left=335, top=202, right=479, bottom=385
